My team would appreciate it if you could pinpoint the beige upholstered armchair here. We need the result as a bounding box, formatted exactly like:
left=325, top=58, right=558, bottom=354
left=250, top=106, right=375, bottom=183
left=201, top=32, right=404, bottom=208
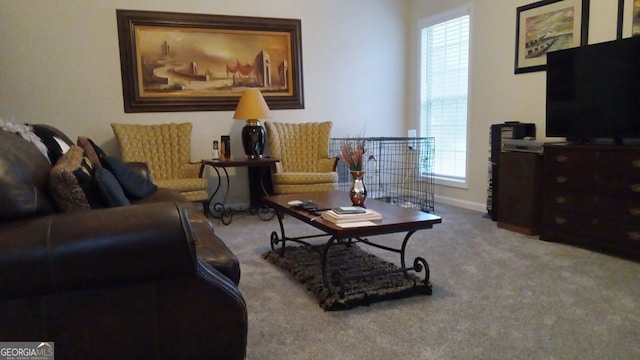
left=111, top=122, right=209, bottom=214
left=265, top=121, right=338, bottom=194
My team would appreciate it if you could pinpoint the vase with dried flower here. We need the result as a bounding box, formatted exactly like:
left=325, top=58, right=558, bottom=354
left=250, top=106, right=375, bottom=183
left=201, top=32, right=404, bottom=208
left=340, top=139, right=368, bottom=206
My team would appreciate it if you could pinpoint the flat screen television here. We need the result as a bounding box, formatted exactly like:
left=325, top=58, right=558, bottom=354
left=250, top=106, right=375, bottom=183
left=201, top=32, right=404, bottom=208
left=546, top=36, right=640, bottom=144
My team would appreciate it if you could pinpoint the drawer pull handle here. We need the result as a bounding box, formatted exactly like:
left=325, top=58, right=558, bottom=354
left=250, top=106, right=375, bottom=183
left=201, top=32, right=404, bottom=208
left=556, top=155, right=568, bottom=163
left=633, top=159, right=640, bottom=168
left=630, top=208, right=640, bottom=217
left=629, top=232, right=640, bottom=241
left=555, top=196, right=567, bottom=204
left=556, top=176, right=567, bottom=184
left=632, top=184, right=640, bottom=193
left=554, top=217, right=566, bottom=225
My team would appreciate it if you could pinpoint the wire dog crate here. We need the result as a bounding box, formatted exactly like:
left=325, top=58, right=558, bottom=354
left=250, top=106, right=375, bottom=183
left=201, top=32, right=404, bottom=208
left=329, top=137, right=435, bottom=213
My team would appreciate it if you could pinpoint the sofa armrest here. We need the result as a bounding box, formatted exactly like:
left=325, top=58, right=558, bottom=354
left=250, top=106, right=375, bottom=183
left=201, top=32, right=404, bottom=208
left=0, top=202, right=198, bottom=300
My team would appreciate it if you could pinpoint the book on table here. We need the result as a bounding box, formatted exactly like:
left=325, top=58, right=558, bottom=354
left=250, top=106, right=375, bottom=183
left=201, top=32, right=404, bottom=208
left=331, top=206, right=366, bottom=214
left=321, top=208, right=382, bottom=224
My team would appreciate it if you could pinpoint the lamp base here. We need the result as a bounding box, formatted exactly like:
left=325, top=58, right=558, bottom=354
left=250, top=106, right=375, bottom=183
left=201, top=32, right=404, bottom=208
left=241, top=119, right=265, bottom=159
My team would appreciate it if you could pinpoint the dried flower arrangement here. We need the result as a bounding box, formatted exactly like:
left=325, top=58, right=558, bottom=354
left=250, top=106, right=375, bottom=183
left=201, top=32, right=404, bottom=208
left=339, top=138, right=366, bottom=171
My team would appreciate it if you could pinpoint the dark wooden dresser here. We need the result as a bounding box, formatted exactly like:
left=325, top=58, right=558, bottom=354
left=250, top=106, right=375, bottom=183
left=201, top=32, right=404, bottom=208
left=540, top=144, right=640, bottom=261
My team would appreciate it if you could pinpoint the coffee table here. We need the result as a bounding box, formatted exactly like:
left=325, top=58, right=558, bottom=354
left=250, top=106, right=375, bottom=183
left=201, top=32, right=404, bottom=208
left=263, top=191, right=442, bottom=294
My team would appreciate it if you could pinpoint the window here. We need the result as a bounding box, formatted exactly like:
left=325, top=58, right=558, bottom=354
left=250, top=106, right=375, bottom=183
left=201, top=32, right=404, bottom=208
left=419, top=6, right=470, bottom=186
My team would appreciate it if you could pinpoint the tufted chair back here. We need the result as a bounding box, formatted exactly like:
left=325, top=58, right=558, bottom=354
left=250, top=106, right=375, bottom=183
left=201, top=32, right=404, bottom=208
left=111, top=123, right=196, bottom=180
left=111, top=123, right=209, bottom=213
left=266, top=121, right=333, bottom=172
left=265, top=121, right=338, bottom=194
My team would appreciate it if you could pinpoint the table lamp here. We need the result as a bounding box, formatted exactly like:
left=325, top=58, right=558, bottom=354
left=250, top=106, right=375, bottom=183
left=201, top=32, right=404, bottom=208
left=233, top=89, right=271, bottom=159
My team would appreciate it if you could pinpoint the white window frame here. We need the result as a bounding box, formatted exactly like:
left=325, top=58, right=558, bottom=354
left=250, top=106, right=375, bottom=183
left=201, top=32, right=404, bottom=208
left=417, top=4, right=472, bottom=189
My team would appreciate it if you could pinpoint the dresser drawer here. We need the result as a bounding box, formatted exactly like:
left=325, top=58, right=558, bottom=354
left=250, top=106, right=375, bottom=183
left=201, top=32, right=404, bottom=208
left=541, top=144, right=640, bottom=261
left=544, top=146, right=640, bottom=196
left=542, top=192, right=591, bottom=213
left=543, top=193, right=640, bottom=221
left=541, top=210, right=594, bottom=237
left=541, top=230, right=640, bottom=259
left=542, top=171, right=594, bottom=193
left=541, top=210, right=640, bottom=245
left=593, top=147, right=640, bottom=172
left=594, top=196, right=640, bottom=222
left=544, top=174, right=640, bottom=196
left=595, top=218, right=640, bottom=246
left=543, top=147, right=594, bottom=171
left=596, top=175, right=640, bottom=197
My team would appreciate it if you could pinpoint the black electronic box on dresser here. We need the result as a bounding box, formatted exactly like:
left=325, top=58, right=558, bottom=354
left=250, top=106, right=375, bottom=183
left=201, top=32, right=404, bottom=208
left=540, top=144, right=640, bottom=261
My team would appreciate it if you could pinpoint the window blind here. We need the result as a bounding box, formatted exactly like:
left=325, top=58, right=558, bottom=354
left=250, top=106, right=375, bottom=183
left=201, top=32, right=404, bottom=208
left=419, top=10, right=470, bottom=183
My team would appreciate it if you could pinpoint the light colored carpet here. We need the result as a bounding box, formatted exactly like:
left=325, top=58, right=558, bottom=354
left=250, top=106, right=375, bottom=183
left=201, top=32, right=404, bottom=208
left=215, top=204, right=640, bottom=360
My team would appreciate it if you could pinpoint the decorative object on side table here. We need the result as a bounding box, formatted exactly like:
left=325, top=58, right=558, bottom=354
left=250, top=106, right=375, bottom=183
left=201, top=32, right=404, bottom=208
left=233, top=89, right=271, bottom=159
left=220, top=135, right=231, bottom=160
left=212, top=140, right=220, bottom=159
left=339, top=138, right=368, bottom=206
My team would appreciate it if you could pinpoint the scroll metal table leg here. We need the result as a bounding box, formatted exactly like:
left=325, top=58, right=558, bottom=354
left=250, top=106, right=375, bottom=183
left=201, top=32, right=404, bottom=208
left=399, top=230, right=431, bottom=293
left=270, top=210, right=287, bottom=254
left=320, top=236, right=340, bottom=288
left=257, top=166, right=275, bottom=221
left=208, top=167, right=222, bottom=217
left=210, top=167, right=233, bottom=225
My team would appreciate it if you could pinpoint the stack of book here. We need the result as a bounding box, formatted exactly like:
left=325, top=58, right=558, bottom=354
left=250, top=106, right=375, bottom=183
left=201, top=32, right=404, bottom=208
left=321, top=207, right=382, bottom=224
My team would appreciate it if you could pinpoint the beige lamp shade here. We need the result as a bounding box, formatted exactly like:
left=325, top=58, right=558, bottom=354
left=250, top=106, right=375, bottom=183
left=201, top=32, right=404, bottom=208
left=233, top=89, right=271, bottom=120
left=233, top=89, right=270, bottom=159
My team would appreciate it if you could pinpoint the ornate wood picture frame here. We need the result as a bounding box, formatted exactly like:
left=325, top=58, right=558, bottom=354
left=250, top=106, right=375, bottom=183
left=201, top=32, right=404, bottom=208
left=617, top=0, right=640, bottom=39
left=514, top=0, right=590, bottom=74
left=116, top=9, right=304, bottom=112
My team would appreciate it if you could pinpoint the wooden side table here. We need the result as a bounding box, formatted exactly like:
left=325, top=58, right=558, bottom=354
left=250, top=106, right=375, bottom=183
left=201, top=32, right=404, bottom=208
left=201, top=157, right=279, bottom=225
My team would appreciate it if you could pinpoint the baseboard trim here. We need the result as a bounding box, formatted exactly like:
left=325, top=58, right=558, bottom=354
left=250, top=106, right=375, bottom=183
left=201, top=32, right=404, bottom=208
left=434, top=195, right=486, bottom=213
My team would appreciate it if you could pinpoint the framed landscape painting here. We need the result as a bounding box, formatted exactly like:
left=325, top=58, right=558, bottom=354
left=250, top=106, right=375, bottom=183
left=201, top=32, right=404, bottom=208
left=617, top=0, right=640, bottom=38
left=116, top=9, right=304, bottom=112
left=514, top=0, right=590, bottom=74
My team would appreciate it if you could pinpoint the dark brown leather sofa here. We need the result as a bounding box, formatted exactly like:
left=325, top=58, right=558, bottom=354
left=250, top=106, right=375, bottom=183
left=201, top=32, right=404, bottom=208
left=0, top=127, right=247, bottom=359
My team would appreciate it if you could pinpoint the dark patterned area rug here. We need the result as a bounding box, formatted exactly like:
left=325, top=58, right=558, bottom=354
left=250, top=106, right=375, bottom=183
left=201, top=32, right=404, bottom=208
left=262, top=244, right=430, bottom=311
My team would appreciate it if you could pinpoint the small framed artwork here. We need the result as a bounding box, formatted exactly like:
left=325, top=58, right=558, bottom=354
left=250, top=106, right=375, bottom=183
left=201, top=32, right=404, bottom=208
left=212, top=140, right=220, bottom=159
left=116, top=9, right=304, bottom=112
left=514, top=0, right=590, bottom=74
left=617, top=0, right=640, bottom=39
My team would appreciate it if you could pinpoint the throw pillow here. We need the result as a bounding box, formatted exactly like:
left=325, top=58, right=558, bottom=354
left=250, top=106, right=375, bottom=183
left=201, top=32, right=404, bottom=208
left=49, top=145, right=104, bottom=211
left=102, top=156, right=158, bottom=199
left=94, top=167, right=130, bottom=207
left=88, top=137, right=107, bottom=158
left=31, top=124, right=72, bottom=165
left=77, top=136, right=103, bottom=168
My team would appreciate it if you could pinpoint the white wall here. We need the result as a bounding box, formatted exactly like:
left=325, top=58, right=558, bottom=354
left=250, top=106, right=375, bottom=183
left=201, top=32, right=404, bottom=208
left=0, top=0, right=407, bottom=207
left=406, top=0, right=620, bottom=211
left=0, top=0, right=623, bottom=211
